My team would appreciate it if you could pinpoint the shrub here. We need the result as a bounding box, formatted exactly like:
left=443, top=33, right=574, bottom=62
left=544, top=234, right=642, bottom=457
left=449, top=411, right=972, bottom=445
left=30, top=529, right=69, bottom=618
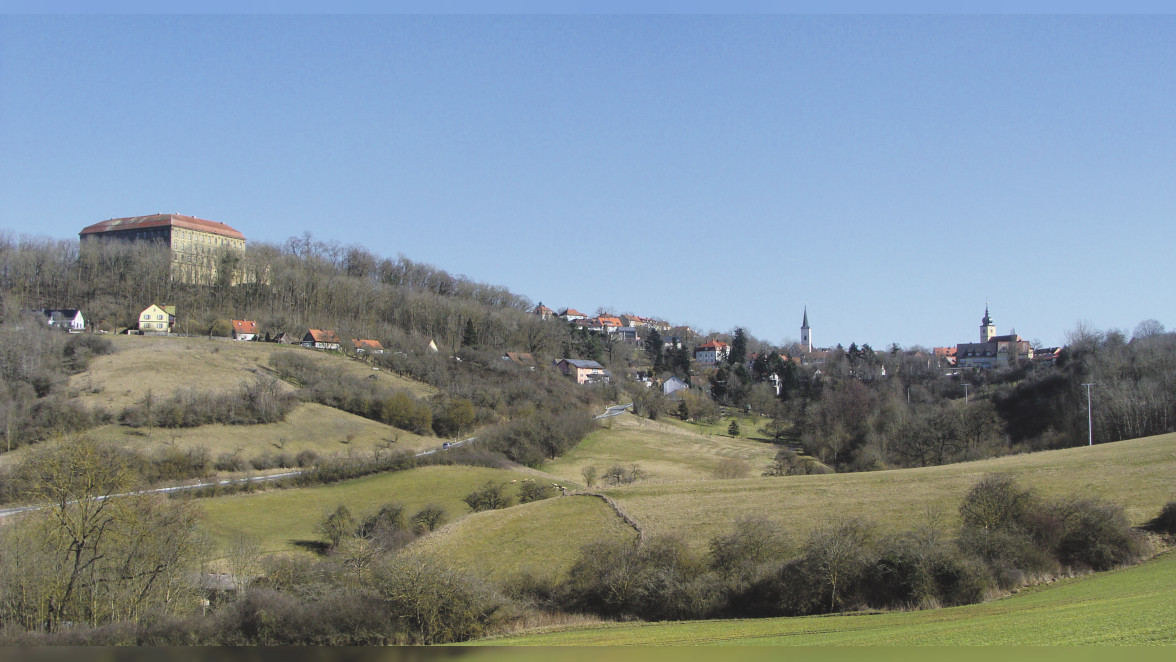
left=294, top=449, right=319, bottom=468
left=1052, top=498, right=1146, bottom=571
left=463, top=481, right=512, bottom=512
left=1144, top=501, right=1176, bottom=535
left=317, top=504, right=355, bottom=548
left=412, top=504, right=447, bottom=533
left=370, top=557, right=506, bottom=644
left=603, top=463, right=645, bottom=485
left=713, top=457, right=751, bottom=479
left=215, top=452, right=246, bottom=472
left=517, top=481, right=554, bottom=503
left=708, top=516, right=789, bottom=581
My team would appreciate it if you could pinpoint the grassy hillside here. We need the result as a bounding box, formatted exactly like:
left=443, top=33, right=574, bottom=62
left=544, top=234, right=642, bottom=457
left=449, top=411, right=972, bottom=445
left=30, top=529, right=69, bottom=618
left=414, top=432, right=1176, bottom=580
left=0, top=333, right=443, bottom=469
left=80, top=402, right=435, bottom=458
left=404, top=494, right=638, bottom=581
left=71, top=333, right=434, bottom=414
left=198, top=464, right=560, bottom=556
left=478, top=550, right=1176, bottom=645
left=540, top=414, right=778, bottom=484
left=602, top=431, right=1176, bottom=550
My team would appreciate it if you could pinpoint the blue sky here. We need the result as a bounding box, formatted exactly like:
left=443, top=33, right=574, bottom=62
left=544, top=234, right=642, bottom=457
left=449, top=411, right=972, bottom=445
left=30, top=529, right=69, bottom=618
left=2, top=11, right=1174, bottom=349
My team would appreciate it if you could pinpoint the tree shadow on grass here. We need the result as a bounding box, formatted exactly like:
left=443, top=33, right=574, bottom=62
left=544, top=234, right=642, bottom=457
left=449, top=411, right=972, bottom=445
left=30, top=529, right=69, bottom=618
left=291, top=539, right=331, bottom=555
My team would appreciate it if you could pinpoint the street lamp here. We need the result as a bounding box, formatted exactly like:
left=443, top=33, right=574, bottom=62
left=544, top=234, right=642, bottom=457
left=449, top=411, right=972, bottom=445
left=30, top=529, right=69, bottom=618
left=1082, top=383, right=1096, bottom=446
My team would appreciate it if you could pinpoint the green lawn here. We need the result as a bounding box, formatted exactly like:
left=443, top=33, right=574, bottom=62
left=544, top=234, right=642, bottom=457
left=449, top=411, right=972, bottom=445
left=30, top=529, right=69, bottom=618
left=475, top=551, right=1176, bottom=645
left=198, top=464, right=553, bottom=556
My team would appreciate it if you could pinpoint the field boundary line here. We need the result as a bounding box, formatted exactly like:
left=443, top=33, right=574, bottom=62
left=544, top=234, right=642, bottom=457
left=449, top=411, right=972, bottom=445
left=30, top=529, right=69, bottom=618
left=574, top=491, right=645, bottom=543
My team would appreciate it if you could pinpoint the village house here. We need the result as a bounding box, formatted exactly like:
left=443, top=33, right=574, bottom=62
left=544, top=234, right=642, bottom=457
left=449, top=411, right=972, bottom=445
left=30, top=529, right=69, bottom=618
left=232, top=319, right=258, bottom=341
left=138, top=304, right=175, bottom=334
left=302, top=329, right=341, bottom=351
left=555, top=358, right=610, bottom=384
left=662, top=376, right=690, bottom=397
left=532, top=304, right=554, bottom=320
left=694, top=340, right=730, bottom=366
left=503, top=351, right=538, bottom=368
left=31, top=309, right=85, bottom=332
left=272, top=332, right=298, bottom=344
left=351, top=338, right=385, bottom=355
left=558, top=308, right=588, bottom=322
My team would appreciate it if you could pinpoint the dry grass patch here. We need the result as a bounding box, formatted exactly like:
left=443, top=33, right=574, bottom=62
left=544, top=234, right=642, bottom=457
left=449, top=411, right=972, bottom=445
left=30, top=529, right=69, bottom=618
left=541, top=414, right=778, bottom=484
left=70, top=334, right=433, bottom=414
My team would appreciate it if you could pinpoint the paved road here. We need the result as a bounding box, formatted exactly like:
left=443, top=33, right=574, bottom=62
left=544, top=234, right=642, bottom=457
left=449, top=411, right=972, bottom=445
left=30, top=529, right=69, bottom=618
left=0, top=437, right=477, bottom=520
left=596, top=403, right=633, bottom=419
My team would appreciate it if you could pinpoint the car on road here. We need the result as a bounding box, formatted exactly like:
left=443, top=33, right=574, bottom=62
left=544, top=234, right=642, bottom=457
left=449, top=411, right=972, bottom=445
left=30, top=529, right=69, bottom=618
left=442, top=442, right=451, bottom=449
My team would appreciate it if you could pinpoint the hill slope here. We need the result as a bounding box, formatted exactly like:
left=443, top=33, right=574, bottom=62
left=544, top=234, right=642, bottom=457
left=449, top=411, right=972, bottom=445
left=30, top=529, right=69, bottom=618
left=478, top=550, right=1176, bottom=645
left=415, top=432, right=1176, bottom=579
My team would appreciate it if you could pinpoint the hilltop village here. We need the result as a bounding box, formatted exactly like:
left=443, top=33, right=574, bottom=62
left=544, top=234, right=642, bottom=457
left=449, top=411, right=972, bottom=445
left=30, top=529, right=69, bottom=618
left=1, top=212, right=1175, bottom=646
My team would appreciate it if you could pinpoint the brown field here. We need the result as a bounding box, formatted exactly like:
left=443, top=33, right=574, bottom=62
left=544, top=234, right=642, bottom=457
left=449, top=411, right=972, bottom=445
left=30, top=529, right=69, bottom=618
left=70, top=333, right=434, bottom=414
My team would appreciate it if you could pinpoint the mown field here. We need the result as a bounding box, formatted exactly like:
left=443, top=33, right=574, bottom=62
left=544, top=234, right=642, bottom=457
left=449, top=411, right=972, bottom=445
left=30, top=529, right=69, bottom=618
left=540, top=414, right=779, bottom=484
left=476, top=550, right=1176, bottom=645
left=198, top=464, right=555, bottom=556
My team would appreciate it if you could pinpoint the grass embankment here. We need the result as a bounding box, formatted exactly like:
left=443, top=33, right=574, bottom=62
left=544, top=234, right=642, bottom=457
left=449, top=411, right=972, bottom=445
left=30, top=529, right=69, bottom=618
left=601, top=432, right=1176, bottom=550
left=478, top=550, right=1176, bottom=645
left=199, top=464, right=557, bottom=556
left=540, top=414, right=778, bottom=484
left=418, top=432, right=1176, bottom=580
left=403, top=494, right=638, bottom=581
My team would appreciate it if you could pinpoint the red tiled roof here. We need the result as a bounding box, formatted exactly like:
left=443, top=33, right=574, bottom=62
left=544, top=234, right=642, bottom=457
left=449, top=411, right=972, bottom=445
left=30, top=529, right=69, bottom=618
left=352, top=339, right=384, bottom=351
left=80, top=214, right=245, bottom=241
left=307, top=329, right=340, bottom=343
left=562, top=309, right=586, bottom=317
left=232, top=319, right=257, bottom=334
left=697, top=340, right=730, bottom=350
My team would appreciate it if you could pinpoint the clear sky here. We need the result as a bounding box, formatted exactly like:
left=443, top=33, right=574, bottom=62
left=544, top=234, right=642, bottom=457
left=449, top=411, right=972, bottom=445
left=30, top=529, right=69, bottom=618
left=2, top=8, right=1173, bottom=349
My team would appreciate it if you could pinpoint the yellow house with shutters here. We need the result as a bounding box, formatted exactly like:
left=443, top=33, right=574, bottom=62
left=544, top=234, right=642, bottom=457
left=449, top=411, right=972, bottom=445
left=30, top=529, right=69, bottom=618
left=139, top=304, right=176, bottom=334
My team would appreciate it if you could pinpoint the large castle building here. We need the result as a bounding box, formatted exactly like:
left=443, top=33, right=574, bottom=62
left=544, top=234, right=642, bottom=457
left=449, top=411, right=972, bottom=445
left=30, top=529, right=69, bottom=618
left=80, top=214, right=246, bottom=285
left=955, top=305, right=1033, bottom=369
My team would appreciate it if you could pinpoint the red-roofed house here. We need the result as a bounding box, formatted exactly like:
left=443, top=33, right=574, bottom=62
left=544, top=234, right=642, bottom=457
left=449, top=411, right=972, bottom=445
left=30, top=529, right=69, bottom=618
left=351, top=339, right=385, bottom=355
left=558, top=308, right=588, bottom=322
left=694, top=340, right=731, bottom=366
left=232, top=319, right=258, bottom=341
left=302, top=329, right=341, bottom=351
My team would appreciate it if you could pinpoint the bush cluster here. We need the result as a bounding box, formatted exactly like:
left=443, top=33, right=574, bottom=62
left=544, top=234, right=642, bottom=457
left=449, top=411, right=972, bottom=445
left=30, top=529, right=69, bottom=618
left=119, top=377, right=296, bottom=428
left=516, top=475, right=1151, bottom=622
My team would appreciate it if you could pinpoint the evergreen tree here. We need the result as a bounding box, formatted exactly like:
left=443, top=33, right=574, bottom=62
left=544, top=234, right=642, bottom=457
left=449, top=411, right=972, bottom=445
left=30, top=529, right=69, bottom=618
left=461, top=319, right=478, bottom=348
left=729, top=327, right=748, bottom=366
left=645, top=327, right=664, bottom=372
left=728, top=419, right=741, bottom=436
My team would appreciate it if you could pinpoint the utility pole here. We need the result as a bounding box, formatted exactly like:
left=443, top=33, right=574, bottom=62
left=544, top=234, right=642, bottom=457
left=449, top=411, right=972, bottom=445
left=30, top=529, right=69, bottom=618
left=962, top=383, right=970, bottom=404
left=1082, top=383, right=1096, bottom=446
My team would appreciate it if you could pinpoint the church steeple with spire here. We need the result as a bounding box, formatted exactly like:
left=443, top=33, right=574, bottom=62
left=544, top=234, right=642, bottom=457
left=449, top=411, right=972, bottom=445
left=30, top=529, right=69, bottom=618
left=801, top=306, right=812, bottom=353
left=980, top=303, right=996, bottom=343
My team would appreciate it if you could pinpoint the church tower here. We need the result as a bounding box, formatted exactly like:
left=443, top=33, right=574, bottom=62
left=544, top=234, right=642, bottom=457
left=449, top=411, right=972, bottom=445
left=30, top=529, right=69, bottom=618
left=801, top=306, right=812, bottom=353
left=981, top=304, right=996, bottom=343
